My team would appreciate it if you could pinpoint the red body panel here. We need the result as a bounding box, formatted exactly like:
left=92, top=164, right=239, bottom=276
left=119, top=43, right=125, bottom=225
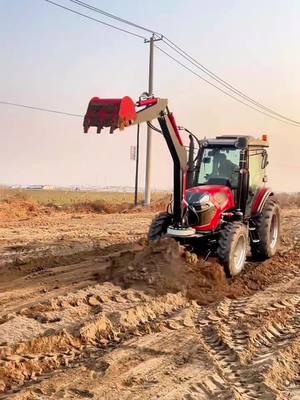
left=137, top=98, right=158, bottom=107
left=251, top=188, right=272, bottom=215
left=185, top=185, right=236, bottom=231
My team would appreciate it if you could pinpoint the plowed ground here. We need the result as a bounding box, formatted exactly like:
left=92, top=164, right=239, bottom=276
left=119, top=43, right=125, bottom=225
left=0, top=209, right=299, bottom=399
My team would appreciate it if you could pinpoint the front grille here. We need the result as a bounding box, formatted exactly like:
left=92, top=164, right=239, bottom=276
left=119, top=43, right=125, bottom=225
left=187, top=204, right=216, bottom=227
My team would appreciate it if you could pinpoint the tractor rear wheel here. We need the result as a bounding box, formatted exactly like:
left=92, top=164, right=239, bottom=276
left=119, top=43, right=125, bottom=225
left=217, top=222, right=248, bottom=277
left=148, top=212, right=173, bottom=241
left=251, top=198, right=280, bottom=260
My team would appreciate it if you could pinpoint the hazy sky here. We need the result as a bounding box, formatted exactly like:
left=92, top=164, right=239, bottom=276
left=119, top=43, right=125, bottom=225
left=1, top=0, right=300, bottom=192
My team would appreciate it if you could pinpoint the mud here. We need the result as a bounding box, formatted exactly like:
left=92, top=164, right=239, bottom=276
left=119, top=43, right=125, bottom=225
left=0, top=194, right=170, bottom=223
left=107, top=238, right=233, bottom=304
left=0, top=209, right=299, bottom=399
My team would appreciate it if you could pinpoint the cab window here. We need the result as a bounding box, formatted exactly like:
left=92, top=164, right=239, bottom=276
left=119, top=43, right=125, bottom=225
left=196, top=147, right=240, bottom=188
left=248, top=150, right=266, bottom=190
left=245, top=149, right=267, bottom=216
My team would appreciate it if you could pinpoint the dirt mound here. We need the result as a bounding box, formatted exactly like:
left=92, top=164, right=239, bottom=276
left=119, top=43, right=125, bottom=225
left=69, top=200, right=135, bottom=214
left=0, top=196, right=50, bottom=222
left=107, top=238, right=238, bottom=305
left=0, top=285, right=187, bottom=393
left=69, top=195, right=170, bottom=215
left=107, top=237, right=300, bottom=306
left=149, top=195, right=170, bottom=212
left=0, top=198, right=168, bottom=222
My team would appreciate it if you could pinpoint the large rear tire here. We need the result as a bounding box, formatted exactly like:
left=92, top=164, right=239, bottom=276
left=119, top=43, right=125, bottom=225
left=251, top=198, right=280, bottom=260
left=218, top=222, right=248, bottom=277
left=148, top=212, right=173, bottom=241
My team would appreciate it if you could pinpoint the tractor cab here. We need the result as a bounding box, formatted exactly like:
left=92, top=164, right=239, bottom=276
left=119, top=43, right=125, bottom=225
left=182, top=135, right=270, bottom=233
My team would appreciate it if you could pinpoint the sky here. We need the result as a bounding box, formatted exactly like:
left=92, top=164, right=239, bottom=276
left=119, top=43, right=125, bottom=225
left=1, top=0, right=300, bottom=192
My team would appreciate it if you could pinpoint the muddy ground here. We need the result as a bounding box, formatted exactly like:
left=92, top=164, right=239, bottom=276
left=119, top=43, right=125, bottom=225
left=0, top=209, right=299, bottom=399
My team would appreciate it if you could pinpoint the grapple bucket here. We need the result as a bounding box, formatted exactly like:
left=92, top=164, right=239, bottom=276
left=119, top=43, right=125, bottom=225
left=83, top=96, right=137, bottom=134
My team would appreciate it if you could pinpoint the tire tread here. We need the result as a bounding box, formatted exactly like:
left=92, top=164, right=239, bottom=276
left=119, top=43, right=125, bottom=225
left=218, top=222, right=248, bottom=277
left=148, top=212, right=173, bottom=241
left=251, top=198, right=280, bottom=260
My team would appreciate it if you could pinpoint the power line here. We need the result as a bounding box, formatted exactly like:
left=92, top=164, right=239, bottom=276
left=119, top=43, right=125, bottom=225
left=61, top=0, right=300, bottom=126
left=162, top=38, right=300, bottom=126
left=155, top=45, right=300, bottom=128
left=42, top=0, right=146, bottom=40
left=67, top=0, right=162, bottom=37
left=0, top=101, right=83, bottom=117
left=0, top=103, right=298, bottom=169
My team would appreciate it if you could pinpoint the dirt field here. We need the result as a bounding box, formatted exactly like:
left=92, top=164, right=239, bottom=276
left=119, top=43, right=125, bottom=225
left=0, top=207, right=299, bottom=399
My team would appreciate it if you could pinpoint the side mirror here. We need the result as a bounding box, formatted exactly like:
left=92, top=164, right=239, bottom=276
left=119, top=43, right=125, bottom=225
left=261, top=151, right=269, bottom=169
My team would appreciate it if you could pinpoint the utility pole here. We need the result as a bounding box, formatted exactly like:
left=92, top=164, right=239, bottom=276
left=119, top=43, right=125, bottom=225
left=144, top=33, right=162, bottom=206
left=144, top=34, right=154, bottom=207
left=134, top=124, right=140, bottom=206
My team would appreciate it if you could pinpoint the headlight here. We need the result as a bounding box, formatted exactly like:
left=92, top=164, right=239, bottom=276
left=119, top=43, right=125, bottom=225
left=198, top=193, right=210, bottom=205
left=186, top=192, right=211, bottom=206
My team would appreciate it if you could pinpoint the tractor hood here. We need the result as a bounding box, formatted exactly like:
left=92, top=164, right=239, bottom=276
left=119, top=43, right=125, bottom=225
left=185, top=185, right=235, bottom=231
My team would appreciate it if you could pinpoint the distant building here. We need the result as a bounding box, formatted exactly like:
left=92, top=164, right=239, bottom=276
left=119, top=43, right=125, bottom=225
left=43, top=185, right=55, bottom=190
left=26, top=185, right=54, bottom=190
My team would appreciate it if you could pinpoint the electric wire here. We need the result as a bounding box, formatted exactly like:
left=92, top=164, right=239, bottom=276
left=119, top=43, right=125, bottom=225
left=67, top=0, right=162, bottom=37
left=162, top=38, right=300, bottom=126
left=60, top=0, right=300, bottom=126
left=0, top=101, right=83, bottom=117
left=0, top=102, right=297, bottom=170
left=43, top=0, right=146, bottom=40
left=155, top=45, right=300, bottom=128
left=16, top=0, right=300, bottom=127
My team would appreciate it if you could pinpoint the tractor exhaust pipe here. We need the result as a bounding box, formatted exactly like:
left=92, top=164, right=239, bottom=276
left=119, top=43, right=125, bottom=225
left=186, top=134, right=195, bottom=189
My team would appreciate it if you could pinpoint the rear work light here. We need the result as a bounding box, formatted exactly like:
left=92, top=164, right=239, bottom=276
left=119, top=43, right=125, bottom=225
left=83, top=96, right=137, bottom=134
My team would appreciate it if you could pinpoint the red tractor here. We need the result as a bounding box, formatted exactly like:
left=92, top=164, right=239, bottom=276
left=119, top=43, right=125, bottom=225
left=84, top=95, right=280, bottom=276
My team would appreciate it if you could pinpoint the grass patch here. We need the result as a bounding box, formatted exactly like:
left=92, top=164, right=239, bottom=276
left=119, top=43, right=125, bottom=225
left=276, top=192, right=300, bottom=208
left=0, top=188, right=170, bottom=216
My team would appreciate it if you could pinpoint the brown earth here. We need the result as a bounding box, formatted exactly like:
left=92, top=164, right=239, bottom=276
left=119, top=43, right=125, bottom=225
left=0, top=208, right=299, bottom=399
left=0, top=193, right=170, bottom=223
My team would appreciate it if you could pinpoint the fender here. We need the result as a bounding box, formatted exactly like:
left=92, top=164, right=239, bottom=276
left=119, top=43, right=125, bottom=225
left=251, top=188, right=273, bottom=216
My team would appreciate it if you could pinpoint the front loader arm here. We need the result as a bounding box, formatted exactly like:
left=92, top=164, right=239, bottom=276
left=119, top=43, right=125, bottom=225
left=83, top=96, right=187, bottom=225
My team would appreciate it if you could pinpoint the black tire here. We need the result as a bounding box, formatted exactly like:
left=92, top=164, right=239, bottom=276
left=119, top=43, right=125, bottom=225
left=148, top=212, right=173, bottom=241
left=251, top=198, right=280, bottom=260
left=217, top=222, right=248, bottom=277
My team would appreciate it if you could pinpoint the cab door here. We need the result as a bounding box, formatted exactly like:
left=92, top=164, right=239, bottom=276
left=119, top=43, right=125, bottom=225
left=245, top=148, right=268, bottom=216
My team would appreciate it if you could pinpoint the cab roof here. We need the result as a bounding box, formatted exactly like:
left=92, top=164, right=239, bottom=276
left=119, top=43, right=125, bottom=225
left=202, top=135, right=269, bottom=148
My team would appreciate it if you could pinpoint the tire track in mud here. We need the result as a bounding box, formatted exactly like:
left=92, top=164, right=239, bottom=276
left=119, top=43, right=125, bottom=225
left=265, top=336, right=300, bottom=399
left=0, top=209, right=299, bottom=399
left=0, top=283, right=189, bottom=395
left=197, top=317, right=275, bottom=399
left=192, top=271, right=300, bottom=399
left=0, top=241, right=146, bottom=318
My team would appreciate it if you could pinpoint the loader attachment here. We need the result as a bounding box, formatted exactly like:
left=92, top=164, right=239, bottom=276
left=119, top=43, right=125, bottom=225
left=83, top=95, right=187, bottom=227
left=84, top=96, right=137, bottom=134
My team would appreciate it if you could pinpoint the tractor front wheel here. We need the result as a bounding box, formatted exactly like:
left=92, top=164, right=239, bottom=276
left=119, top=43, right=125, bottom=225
left=148, top=212, right=173, bottom=241
left=218, top=222, right=248, bottom=277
